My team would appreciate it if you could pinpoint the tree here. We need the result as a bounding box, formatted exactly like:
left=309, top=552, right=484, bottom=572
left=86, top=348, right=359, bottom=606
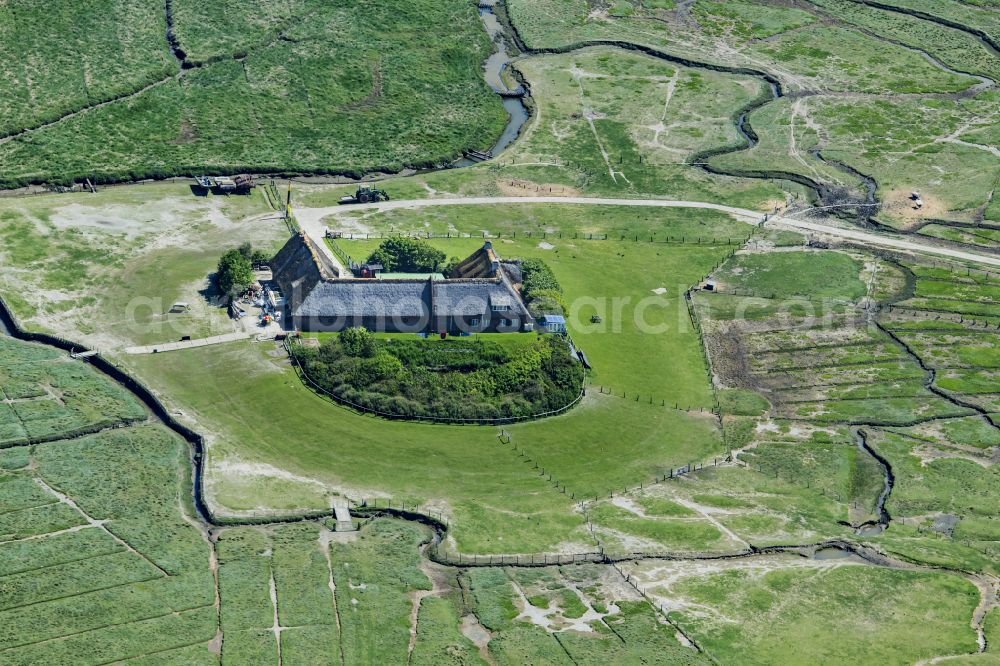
left=367, top=237, right=445, bottom=273
left=362, top=350, right=403, bottom=381
left=442, top=256, right=462, bottom=278
left=217, top=249, right=254, bottom=297
left=340, top=326, right=375, bottom=357
left=250, top=249, right=271, bottom=266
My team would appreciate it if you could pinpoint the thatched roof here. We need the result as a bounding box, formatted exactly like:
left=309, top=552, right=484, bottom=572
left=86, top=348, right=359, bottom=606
left=298, top=280, right=431, bottom=318
left=501, top=260, right=523, bottom=286
left=272, top=237, right=531, bottom=322
left=433, top=279, right=528, bottom=317
left=271, top=233, right=339, bottom=309
left=450, top=241, right=500, bottom=279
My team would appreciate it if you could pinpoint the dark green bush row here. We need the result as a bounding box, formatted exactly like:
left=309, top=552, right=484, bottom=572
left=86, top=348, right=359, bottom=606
left=366, top=238, right=446, bottom=273
left=520, top=258, right=562, bottom=297
left=520, top=258, right=567, bottom=318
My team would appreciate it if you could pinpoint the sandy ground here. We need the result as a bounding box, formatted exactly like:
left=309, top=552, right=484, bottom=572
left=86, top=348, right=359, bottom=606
left=883, top=189, right=949, bottom=226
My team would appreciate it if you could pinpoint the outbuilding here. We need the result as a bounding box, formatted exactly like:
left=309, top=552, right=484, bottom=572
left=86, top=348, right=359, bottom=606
left=271, top=234, right=535, bottom=334
left=540, top=314, right=567, bottom=334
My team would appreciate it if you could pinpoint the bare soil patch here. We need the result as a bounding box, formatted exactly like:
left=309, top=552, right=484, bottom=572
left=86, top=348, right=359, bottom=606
left=496, top=178, right=580, bottom=197
left=883, top=189, right=949, bottom=227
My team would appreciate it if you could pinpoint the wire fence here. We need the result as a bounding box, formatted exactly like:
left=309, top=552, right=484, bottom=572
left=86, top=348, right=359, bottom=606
left=325, top=236, right=359, bottom=272
left=329, top=230, right=745, bottom=245
left=594, top=386, right=716, bottom=414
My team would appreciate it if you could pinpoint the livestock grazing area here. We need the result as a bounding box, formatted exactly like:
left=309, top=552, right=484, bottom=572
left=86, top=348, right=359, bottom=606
left=0, top=184, right=998, bottom=664
left=0, top=0, right=999, bottom=663
left=0, top=0, right=505, bottom=187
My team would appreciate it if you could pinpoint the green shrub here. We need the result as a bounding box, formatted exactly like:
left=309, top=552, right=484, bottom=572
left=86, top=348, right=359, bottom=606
left=520, top=258, right=562, bottom=298
left=363, top=350, right=404, bottom=381
left=293, top=334, right=583, bottom=420
left=367, top=237, right=446, bottom=273
left=525, top=288, right=566, bottom=318
left=339, top=327, right=376, bottom=357
left=520, top=258, right=568, bottom=317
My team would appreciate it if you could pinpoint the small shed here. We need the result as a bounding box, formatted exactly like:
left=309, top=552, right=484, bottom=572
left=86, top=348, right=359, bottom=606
left=540, top=314, right=567, bottom=334
left=359, top=263, right=383, bottom=279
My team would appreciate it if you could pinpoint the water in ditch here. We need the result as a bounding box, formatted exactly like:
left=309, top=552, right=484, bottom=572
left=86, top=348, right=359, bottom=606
left=451, top=6, right=530, bottom=168
left=812, top=546, right=869, bottom=563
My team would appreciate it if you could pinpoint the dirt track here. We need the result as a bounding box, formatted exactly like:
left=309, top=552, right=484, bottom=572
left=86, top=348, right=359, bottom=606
left=297, top=197, right=1000, bottom=268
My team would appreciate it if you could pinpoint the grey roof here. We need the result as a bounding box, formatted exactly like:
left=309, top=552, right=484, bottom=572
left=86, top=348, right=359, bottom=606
left=274, top=236, right=532, bottom=322
left=434, top=280, right=529, bottom=317
left=297, top=280, right=430, bottom=318
left=501, top=261, right=523, bottom=285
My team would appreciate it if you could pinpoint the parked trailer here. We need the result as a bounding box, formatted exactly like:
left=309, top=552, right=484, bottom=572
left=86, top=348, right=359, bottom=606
left=193, top=175, right=255, bottom=193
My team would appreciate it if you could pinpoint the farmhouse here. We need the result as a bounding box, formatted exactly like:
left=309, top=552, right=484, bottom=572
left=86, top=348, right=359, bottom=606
left=271, top=233, right=535, bottom=334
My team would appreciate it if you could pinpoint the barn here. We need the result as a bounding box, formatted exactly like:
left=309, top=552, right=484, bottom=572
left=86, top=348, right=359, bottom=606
left=271, top=234, right=535, bottom=334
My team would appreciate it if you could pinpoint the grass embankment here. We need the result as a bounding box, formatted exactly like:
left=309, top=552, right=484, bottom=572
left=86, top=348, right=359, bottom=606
left=129, top=339, right=723, bottom=553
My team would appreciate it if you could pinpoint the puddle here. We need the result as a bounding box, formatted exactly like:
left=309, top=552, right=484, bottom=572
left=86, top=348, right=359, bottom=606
left=856, top=524, right=885, bottom=537
left=812, top=547, right=868, bottom=563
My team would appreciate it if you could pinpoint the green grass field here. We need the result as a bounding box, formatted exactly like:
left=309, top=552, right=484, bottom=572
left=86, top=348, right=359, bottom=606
left=333, top=233, right=729, bottom=405
left=0, top=337, right=146, bottom=444
left=711, top=249, right=867, bottom=301
left=503, top=48, right=786, bottom=208
left=654, top=562, right=980, bottom=665
left=127, top=339, right=723, bottom=553
left=506, top=0, right=981, bottom=93
left=0, top=0, right=506, bottom=187
left=0, top=0, right=998, bottom=660
left=0, top=187, right=737, bottom=552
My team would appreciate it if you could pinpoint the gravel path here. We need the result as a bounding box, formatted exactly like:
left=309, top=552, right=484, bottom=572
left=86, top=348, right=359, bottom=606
left=124, top=331, right=251, bottom=355
left=295, top=196, right=1000, bottom=268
